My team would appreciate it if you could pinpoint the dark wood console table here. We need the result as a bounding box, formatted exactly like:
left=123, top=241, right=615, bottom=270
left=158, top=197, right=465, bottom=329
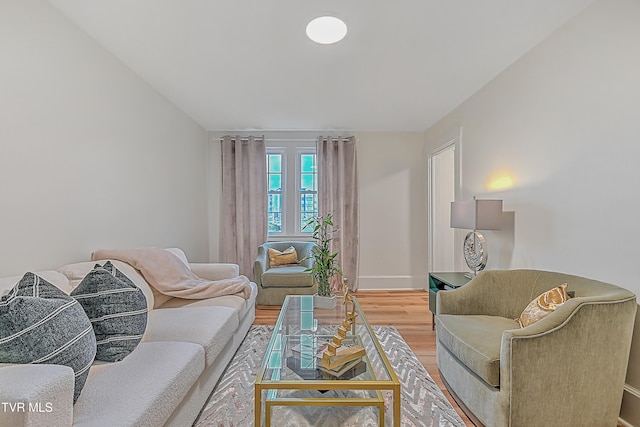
left=428, top=272, right=472, bottom=330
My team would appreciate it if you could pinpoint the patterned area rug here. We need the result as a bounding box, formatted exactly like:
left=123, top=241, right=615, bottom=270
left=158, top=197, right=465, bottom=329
left=194, top=325, right=465, bottom=427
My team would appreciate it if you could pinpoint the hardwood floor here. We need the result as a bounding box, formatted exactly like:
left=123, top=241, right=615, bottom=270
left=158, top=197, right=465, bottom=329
left=253, top=289, right=473, bottom=426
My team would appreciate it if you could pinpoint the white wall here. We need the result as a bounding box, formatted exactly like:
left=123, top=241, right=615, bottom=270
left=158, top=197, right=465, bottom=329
left=357, top=132, right=428, bottom=289
left=207, top=130, right=428, bottom=289
left=424, top=0, right=640, bottom=423
left=0, top=0, right=209, bottom=276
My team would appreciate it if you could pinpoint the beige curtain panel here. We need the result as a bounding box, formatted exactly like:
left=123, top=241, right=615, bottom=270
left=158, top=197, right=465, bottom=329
left=317, top=136, right=359, bottom=291
left=221, top=136, right=267, bottom=281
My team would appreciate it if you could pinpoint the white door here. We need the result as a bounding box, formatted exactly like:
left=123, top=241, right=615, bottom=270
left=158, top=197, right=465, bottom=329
left=428, top=136, right=460, bottom=272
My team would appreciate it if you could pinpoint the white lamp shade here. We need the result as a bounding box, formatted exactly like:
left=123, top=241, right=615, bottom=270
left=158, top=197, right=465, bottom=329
left=450, top=199, right=503, bottom=230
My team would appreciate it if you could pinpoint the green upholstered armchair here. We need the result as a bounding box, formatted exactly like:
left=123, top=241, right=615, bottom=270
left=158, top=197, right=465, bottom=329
left=254, top=242, right=316, bottom=305
left=436, top=269, right=636, bottom=427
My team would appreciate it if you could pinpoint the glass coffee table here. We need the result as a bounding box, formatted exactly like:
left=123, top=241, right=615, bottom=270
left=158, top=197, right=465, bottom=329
left=254, top=295, right=401, bottom=426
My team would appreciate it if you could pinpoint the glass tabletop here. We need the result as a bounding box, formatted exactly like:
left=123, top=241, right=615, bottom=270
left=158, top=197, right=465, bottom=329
left=257, top=295, right=396, bottom=385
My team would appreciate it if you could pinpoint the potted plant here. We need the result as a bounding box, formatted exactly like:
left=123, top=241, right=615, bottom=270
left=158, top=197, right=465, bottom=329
left=305, top=212, right=342, bottom=309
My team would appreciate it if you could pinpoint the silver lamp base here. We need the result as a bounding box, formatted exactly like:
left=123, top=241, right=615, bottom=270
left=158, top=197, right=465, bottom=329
left=463, top=230, right=488, bottom=278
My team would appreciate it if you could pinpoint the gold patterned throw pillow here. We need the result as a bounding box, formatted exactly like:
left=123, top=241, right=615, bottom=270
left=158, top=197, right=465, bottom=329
left=518, top=283, right=571, bottom=328
left=268, top=246, right=299, bottom=267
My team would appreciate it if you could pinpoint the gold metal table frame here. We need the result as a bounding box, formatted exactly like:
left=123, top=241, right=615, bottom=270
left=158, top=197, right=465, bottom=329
left=254, top=295, right=401, bottom=426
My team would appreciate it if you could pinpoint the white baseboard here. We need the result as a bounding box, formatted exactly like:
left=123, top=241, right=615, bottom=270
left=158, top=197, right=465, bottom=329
left=620, top=384, right=640, bottom=427
left=357, top=275, right=427, bottom=290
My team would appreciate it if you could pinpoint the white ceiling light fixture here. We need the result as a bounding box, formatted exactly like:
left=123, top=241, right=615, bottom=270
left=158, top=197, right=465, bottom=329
left=306, top=16, right=347, bottom=45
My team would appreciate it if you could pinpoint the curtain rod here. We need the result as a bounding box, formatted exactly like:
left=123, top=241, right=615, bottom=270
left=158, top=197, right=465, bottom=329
left=218, top=137, right=354, bottom=142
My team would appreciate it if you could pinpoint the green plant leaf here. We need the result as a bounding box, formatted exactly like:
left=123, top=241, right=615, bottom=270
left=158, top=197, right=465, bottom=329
left=305, top=211, right=342, bottom=297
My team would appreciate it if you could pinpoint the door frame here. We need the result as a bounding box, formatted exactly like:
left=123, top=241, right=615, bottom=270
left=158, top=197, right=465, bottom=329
left=427, top=127, right=462, bottom=273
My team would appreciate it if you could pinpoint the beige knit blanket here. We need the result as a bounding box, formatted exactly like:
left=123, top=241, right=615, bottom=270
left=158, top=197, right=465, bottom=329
left=92, top=248, right=252, bottom=300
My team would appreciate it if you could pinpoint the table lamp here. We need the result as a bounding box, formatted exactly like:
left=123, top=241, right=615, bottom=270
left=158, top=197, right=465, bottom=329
left=450, top=197, right=503, bottom=277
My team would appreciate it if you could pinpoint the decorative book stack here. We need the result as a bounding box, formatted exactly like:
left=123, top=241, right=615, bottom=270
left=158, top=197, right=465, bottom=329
left=319, top=357, right=365, bottom=377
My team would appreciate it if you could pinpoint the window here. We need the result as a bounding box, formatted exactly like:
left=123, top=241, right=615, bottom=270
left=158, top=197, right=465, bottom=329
left=267, top=150, right=284, bottom=233
left=298, top=149, right=318, bottom=233
left=267, top=143, right=317, bottom=236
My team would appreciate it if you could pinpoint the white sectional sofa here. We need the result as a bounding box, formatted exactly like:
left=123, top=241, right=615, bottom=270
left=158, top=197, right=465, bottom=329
left=0, top=248, right=257, bottom=427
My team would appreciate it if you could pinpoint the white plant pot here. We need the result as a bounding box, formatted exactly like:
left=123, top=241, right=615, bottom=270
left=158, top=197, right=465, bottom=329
left=314, top=294, right=337, bottom=309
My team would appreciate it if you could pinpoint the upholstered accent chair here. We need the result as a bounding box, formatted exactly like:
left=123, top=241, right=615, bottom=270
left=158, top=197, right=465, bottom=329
left=436, top=269, right=636, bottom=427
left=254, top=242, right=316, bottom=305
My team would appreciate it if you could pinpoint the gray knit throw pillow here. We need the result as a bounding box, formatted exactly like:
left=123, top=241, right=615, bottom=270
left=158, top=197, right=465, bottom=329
left=71, top=262, right=147, bottom=362
left=0, top=272, right=96, bottom=403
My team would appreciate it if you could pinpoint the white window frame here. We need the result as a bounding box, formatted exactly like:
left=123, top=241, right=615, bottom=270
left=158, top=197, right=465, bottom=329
left=296, top=147, right=318, bottom=234
left=267, top=148, right=286, bottom=236
left=266, top=141, right=317, bottom=240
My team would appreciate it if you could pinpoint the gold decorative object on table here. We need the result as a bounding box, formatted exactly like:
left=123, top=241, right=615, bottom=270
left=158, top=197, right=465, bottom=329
left=320, top=279, right=366, bottom=374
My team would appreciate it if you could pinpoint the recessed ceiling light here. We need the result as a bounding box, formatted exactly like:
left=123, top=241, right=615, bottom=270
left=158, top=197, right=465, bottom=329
left=306, top=16, right=347, bottom=45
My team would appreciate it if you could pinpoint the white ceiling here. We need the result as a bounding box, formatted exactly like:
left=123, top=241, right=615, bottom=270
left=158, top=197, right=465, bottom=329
left=48, top=0, right=594, bottom=132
